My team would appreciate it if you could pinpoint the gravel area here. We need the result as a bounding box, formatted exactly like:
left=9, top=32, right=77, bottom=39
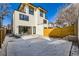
left=70, top=42, right=79, bottom=56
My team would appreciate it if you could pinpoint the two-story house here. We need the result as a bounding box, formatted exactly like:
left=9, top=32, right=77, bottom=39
left=13, top=3, right=48, bottom=36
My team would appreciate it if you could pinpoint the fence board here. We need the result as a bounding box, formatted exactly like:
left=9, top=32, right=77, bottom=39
left=0, top=28, right=6, bottom=48
left=44, top=25, right=74, bottom=38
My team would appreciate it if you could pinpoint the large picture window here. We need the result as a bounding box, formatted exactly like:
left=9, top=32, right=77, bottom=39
left=29, top=7, right=34, bottom=15
left=19, top=14, right=29, bottom=21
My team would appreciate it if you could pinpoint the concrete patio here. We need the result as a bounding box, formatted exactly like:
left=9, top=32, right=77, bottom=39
left=0, top=35, right=74, bottom=56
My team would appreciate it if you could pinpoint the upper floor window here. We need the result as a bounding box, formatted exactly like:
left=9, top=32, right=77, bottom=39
left=40, top=11, right=43, bottom=17
left=19, top=14, right=29, bottom=21
left=43, top=20, right=47, bottom=24
left=29, top=7, right=34, bottom=15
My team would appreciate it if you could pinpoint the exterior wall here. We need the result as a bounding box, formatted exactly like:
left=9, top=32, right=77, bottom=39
left=37, top=9, right=46, bottom=25
left=13, top=11, right=35, bottom=34
left=13, top=4, right=48, bottom=35
left=35, top=8, right=48, bottom=35
left=36, top=24, right=44, bottom=35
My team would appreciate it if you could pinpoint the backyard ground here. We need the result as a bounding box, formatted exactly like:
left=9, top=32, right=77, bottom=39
left=0, top=35, right=79, bottom=56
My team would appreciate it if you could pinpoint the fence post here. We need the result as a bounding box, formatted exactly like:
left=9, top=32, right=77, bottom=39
left=0, top=30, right=2, bottom=48
left=0, top=28, right=6, bottom=48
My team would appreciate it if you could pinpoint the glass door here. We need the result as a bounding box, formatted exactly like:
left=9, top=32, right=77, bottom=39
left=33, top=26, right=36, bottom=34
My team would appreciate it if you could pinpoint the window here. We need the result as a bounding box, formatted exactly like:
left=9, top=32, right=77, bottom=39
left=33, top=26, right=36, bottom=34
left=40, top=11, right=43, bottom=17
left=29, top=7, right=34, bottom=15
left=43, top=20, right=47, bottom=24
left=19, top=26, right=31, bottom=34
left=19, top=14, right=29, bottom=21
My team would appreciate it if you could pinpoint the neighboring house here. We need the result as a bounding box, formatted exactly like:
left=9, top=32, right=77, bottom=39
left=48, top=22, right=67, bottom=28
left=48, top=22, right=66, bottom=28
left=48, top=22, right=57, bottom=28
left=13, top=3, right=48, bottom=35
left=56, top=22, right=69, bottom=28
left=48, top=23, right=54, bottom=28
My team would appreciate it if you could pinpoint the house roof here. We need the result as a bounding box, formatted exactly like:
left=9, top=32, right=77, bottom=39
left=38, top=7, right=47, bottom=13
left=18, top=3, right=47, bottom=13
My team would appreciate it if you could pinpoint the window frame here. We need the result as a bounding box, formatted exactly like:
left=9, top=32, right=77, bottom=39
left=43, top=19, right=47, bottom=24
left=19, top=14, right=29, bottom=21
left=40, top=10, right=43, bottom=17
left=29, top=7, right=34, bottom=15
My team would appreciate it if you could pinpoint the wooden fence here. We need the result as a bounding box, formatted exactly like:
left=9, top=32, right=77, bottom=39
left=0, top=28, right=6, bottom=48
left=44, top=25, right=75, bottom=38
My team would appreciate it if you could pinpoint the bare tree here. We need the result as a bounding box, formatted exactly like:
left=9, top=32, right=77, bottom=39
left=55, top=4, right=70, bottom=25
left=0, top=3, right=11, bottom=28
left=56, top=4, right=79, bottom=26
left=56, top=19, right=64, bottom=25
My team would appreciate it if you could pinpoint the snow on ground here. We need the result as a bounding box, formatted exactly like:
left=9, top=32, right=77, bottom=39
left=1, top=35, right=79, bottom=56
left=5, top=36, right=72, bottom=56
left=21, top=35, right=39, bottom=40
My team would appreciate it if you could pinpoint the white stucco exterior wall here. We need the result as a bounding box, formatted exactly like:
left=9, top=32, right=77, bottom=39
left=35, top=8, right=48, bottom=35
left=13, top=4, right=48, bottom=35
left=13, top=11, right=36, bottom=34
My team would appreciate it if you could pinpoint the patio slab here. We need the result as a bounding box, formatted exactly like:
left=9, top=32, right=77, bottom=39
left=7, top=37, right=72, bottom=56
left=21, top=35, right=39, bottom=40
